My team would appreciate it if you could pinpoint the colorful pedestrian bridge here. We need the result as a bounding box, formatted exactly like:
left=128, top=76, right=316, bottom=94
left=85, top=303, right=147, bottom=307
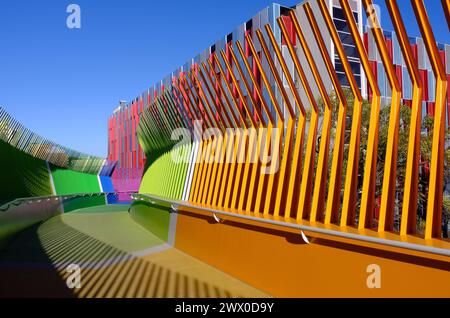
left=1, top=0, right=449, bottom=298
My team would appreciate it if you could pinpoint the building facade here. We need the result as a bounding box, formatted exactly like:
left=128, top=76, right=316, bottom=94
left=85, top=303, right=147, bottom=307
left=108, top=0, right=449, bottom=193
left=365, top=27, right=450, bottom=126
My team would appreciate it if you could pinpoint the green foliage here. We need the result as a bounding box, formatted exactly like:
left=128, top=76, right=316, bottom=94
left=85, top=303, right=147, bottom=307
left=443, top=196, right=450, bottom=238
left=314, top=88, right=450, bottom=236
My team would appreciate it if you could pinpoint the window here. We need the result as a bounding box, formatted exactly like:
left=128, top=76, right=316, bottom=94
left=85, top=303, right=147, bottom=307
left=428, top=70, right=435, bottom=102
left=333, top=6, right=359, bottom=22
left=378, top=62, right=386, bottom=97
left=402, top=66, right=412, bottom=100
left=342, top=44, right=359, bottom=59
left=334, top=59, right=361, bottom=76
left=333, top=19, right=359, bottom=34
left=336, top=72, right=362, bottom=89
left=338, top=31, right=356, bottom=47
left=392, top=33, right=402, bottom=65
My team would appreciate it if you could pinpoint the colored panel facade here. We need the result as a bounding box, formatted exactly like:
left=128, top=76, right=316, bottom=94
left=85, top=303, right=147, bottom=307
left=50, top=167, right=108, bottom=211
left=108, top=100, right=145, bottom=193
left=138, top=145, right=191, bottom=200
left=50, top=166, right=101, bottom=196
left=364, top=28, right=449, bottom=123
left=99, top=175, right=114, bottom=193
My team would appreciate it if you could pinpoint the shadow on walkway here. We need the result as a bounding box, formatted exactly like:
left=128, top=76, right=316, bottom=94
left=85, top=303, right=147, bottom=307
left=0, top=211, right=263, bottom=298
left=0, top=223, right=75, bottom=298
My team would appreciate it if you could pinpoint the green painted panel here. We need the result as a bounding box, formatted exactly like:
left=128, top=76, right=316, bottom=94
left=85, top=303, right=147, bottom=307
left=139, top=144, right=191, bottom=200
left=129, top=201, right=171, bottom=242
left=51, top=166, right=100, bottom=195
left=0, top=140, right=52, bottom=205
left=62, top=196, right=106, bottom=213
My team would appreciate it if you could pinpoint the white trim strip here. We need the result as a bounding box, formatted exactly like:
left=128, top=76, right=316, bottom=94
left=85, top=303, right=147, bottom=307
left=182, top=140, right=199, bottom=201
left=46, top=161, right=56, bottom=196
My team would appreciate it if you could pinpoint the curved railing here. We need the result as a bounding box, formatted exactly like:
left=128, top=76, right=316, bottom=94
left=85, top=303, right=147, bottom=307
left=131, top=193, right=450, bottom=257
left=0, top=107, right=116, bottom=175
left=0, top=192, right=134, bottom=212
left=134, top=0, right=449, bottom=250
left=0, top=191, right=135, bottom=249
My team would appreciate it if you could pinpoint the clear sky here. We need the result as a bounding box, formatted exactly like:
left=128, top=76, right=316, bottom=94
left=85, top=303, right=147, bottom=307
left=0, top=0, right=448, bottom=157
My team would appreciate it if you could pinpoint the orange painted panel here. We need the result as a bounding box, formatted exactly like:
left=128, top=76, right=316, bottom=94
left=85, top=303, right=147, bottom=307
left=174, top=209, right=450, bottom=297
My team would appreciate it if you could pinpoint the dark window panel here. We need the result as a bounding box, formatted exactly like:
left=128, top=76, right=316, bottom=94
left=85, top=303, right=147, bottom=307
left=337, top=72, right=362, bottom=89
left=338, top=31, right=357, bottom=47
left=334, top=58, right=361, bottom=75
left=333, top=6, right=359, bottom=22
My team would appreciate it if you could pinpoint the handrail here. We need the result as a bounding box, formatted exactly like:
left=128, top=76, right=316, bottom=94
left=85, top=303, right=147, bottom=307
left=132, top=193, right=450, bottom=258
left=0, top=191, right=136, bottom=212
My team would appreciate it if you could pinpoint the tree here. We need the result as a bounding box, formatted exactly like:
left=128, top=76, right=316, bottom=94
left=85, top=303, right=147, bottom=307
left=443, top=196, right=450, bottom=239
left=314, top=89, right=450, bottom=237
left=420, top=114, right=450, bottom=236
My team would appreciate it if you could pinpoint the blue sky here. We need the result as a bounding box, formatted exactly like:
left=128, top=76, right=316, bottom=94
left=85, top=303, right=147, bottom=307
left=0, top=0, right=448, bottom=157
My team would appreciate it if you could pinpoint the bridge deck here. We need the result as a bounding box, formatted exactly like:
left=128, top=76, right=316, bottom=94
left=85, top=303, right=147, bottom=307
left=0, top=205, right=269, bottom=298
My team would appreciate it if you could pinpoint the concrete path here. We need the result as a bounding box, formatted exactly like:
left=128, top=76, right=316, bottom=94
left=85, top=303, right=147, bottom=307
left=0, top=205, right=268, bottom=298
